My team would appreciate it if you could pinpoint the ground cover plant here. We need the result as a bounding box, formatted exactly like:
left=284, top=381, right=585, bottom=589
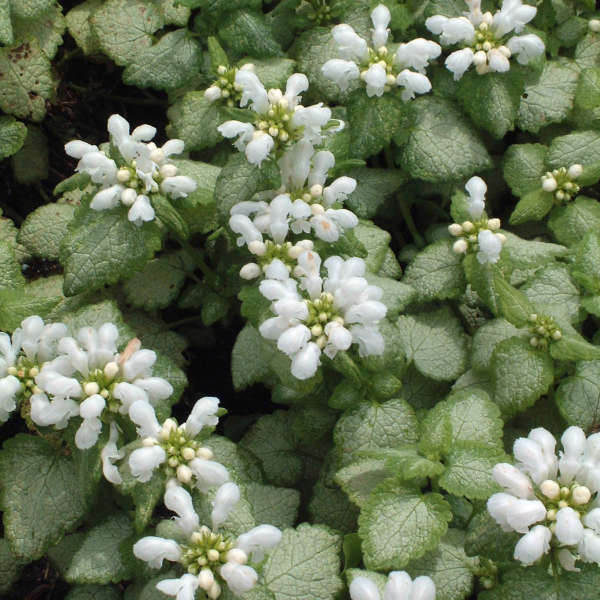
left=1, top=0, right=600, bottom=598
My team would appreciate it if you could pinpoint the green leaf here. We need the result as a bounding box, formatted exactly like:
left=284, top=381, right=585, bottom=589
left=335, top=458, right=390, bottom=508
left=502, top=231, right=567, bottom=273
left=403, top=239, right=466, bottom=302
left=0, top=281, right=63, bottom=331
left=12, top=3, right=66, bottom=59
left=0, top=240, right=24, bottom=290
left=132, top=471, right=165, bottom=533
left=464, top=509, right=520, bottom=563
left=369, top=446, right=445, bottom=482
left=471, top=318, right=522, bottom=371
left=575, top=67, right=600, bottom=110
left=240, top=411, right=302, bottom=487
left=547, top=130, right=600, bottom=169
left=503, top=143, right=548, bottom=197
left=92, top=0, right=163, bottom=65
left=347, top=92, right=404, bottom=159
left=365, top=273, right=415, bottom=319
left=0, top=435, right=96, bottom=560
left=219, top=10, right=282, bottom=59
left=351, top=221, right=389, bottom=272
left=65, top=585, right=121, bottom=600
left=509, top=189, right=554, bottom=225
left=60, top=205, right=161, bottom=296
left=344, top=167, right=404, bottom=218
left=396, top=306, right=469, bottom=381
left=439, top=443, right=504, bottom=499
left=516, top=59, right=580, bottom=133
left=168, top=93, right=224, bottom=151
left=457, top=71, right=522, bottom=138
left=11, top=125, right=48, bottom=185
left=123, top=29, right=202, bottom=91
left=250, top=57, right=296, bottom=89
left=575, top=31, right=600, bottom=71
left=10, top=0, right=54, bottom=19
left=333, top=399, right=419, bottom=465
left=407, top=530, right=477, bottom=600
left=556, top=360, right=600, bottom=431
left=0, top=40, right=57, bottom=121
left=50, top=514, right=133, bottom=584
left=65, top=0, right=103, bottom=55
left=550, top=333, right=600, bottom=362
left=245, top=482, right=300, bottom=529
left=0, top=2, right=12, bottom=45
left=260, top=524, right=343, bottom=600
left=170, top=159, right=220, bottom=208
left=0, top=538, right=26, bottom=594
left=399, top=97, right=491, bottom=183
left=521, top=264, right=582, bottom=325
left=479, top=564, right=600, bottom=600
left=490, top=337, right=554, bottom=417
left=215, top=153, right=264, bottom=220
left=18, top=203, right=75, bottom=260
left=0, top=115, right=26, bottom=159
left=308, top=475, right=359, bottom=534
left=548, top=196, right=600, bottom=246
left=359, top=481, right=452, bottom=570
left=231, top=325, right=275, bottom=390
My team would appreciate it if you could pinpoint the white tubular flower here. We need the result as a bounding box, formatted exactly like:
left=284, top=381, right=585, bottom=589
left=246, top=132, right=275, bottom=166
left=371, top=4, right=391, bottom=48
left=211, top=481, right=241, bottom=529
left=476, top=230, right=503, bottom=264
left=236, top=525, right=282, bottom=562
left=428, top=0, right=543, bottom=78
left=30, top=393, right=79, bottom=429
left=321, top=59, right=360, bottom=91
left=349, top=577, right=380, bottom=600
left=489, top=425, right=600, bottom=569
left=101, top=422, right=124, bottom=485
left=185, top=396, right=220, bottom=437
left=555, top=507, right=584, bottom=546
left=332, top=24, right=369, bottom=61
left=217, top=121, right=255, bottom=152
left=75, top=394, right=106, bottom=449
left=133, top=536, right=182, bottom=568
left=445, top=48, right=474, bottom=80
left=396, top=70, right=432, bottom=102
left=364, top=63, right=388, bottom=97
left=492, top=463, right=534, bottom=498
left=156, top=574, right=199, bottom=600
left=395, top=38, right=442, bottom=73
left=220, top=562, right=259, bottom=595
left=506, top=34, right=545, bottom=65
left=465, top=175, right=487, bottom=219
left=236, top=70, right=269, bottom=113
left=513, top=525, right=551, bottom=566
left=66, top=114, right=195, bottom=225
left=165, top=481, right=200, bottom=536
left=229, top=214, right=263, bottom=248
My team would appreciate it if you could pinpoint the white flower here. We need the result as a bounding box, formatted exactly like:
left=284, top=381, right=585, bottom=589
left=349, top=571, right=436, bottom=600
left=128, top=397, right=226, bottom=489
left=489, top=426, right=600, bottom=568
left=476, top=230, right=503, bottom=264
left=65, top=115, right=195, bottom=225
left=323, top=5, right=438, bottom=100
left=464, top=175, right=486, bottom=219
left=135, top=483, right=281, bottom=597
left=259, top=252, right=386, bottom=380
left=427, top=0, right=544, bottom=80
left=219, top=73, right=338, bottom=165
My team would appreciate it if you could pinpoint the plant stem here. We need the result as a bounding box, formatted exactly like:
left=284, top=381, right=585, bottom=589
left=398, top=194, right=425, bottom=248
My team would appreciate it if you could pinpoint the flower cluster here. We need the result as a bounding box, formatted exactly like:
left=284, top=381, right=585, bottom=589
left=205, top=63, right=255, bottom=107
left=488, top=426, right=600, bottom=569
left=448, top=176, right=506, bottom=264
left=349, top=571, right=436, bottom=600
left=426, top=0, right=544, bottom=80
left=134, top=482, right=281, bottom=599
left=65, top=114, right=197, bottom=225
left=541, top=164, right=583, bottom=204
left=527, top=313, right=562, bottom=349
left=259, top=251, right=387, bottom=379
left=322, top=4, right=440, bottom=100
left=0, top=316, right=66, bottom=423
left=218, top=71, right=340, bottom=166
left=127, top=396, right=229, bottom=490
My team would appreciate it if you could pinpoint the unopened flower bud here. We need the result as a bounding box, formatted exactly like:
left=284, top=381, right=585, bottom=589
left=540, top=479, right=560, bottom=500
left=530, top=337, right=538, bottom=347
left=248, top=240, right=266, bottom=256
left=461, top=221, right=474, bottom=232
left=298, top=239, right=314, bottom=250
left=176, top=464, right=193, bottom=484
left=453, top=239, right=468, bottom=254
left=239, top=263, right=261, bottom=280
left=29, top=367, right=39, bottom=378
left=311, top=204, right=325, bottom=216
left=556, top=190, right=566, bottom=201
left=217, top=65, right=228, bottom=75
left=117, top=168, right=130, bottom=183
left=589, top=19, right=600, bottom=32
left=150, top=148, right=165, bottom=164
left=483, top=41, right=492, bottom=51
left=547, top=508, right=557, bottom=520
left=160, top=164, right=178, bottom=179
left=552, top=330, right=562, bottom=341
left=227, top=548, right=248, bottom=564
left=310, top=184, right=323, bottom=198
left=487, top=218, right=501, bottom=230
left=572, top=485, right=591, bottom=505
left=448, top=223, right=463, bottom=236
left=182, top=447, right=196, bottom=461
left=199, top=568, right=215, bottom=590
left=561, top=486, right=571, bottom=498
left=499, top=45, right=511, bottom=58
left=207, top=549, right=220, bottom=562
left=168, top=457, right=179, bottom=468
left=473, top=50, right=487, bottom=66
left=160, top=418, right=177, bottom=440
left=208, top=581, right=221, bottom=600
left=103, top=361, right=119, bottom=379
left=542, top=177, right=557, bottom=192
left=311, top=324, right=323, bottom=337
left=386, top=74, right=396, bottom=86
left=568, top=164, right=583, bottom=179
left=142, top=437, right=157, bottom=447
left=83, top=381, right=100, bottom=397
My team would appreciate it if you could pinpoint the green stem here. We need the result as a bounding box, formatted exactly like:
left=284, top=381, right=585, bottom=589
left=550, top=551, right=560, bottom=597
left=398, top=195, right=425, bottom=249
left=181, top=242, right=214, bottom=281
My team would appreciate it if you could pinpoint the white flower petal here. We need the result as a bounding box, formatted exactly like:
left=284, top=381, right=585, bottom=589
left=445, top=48, right=474, bottom=80
left=513, top=525, right=551, bottom=566
left=133, top=536, right=182, bottom=568
left=211, top=481, right=240, bottom=529
left=165, top=483, right=200, bottom=536
left=129, top=445, right=166, bottom=483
